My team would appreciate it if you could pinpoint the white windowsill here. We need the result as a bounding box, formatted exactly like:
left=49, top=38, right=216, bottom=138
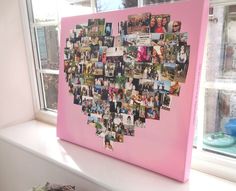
left=0, top=120, right=236, bottom=191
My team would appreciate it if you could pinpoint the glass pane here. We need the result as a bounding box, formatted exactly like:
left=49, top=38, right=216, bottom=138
left=36, top=26, right=59, bottom=70
left=42, top=74, right=59, bottom=110
left=32, top=0, right=93, bottom=22
left=32, top=0, right=58, bottom=22
left=203, top=89, right=236, bottom=157
left=206, top=4, right=236, bottom=82
left=96, top=0, right=138, bottom=12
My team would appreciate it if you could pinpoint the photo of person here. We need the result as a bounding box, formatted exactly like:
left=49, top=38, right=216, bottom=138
left=145, top=107, right=160, bottom=120
left=171, top=21, right=181, bottom=33
left=149, top=15, right=166, bottom=34
left=104, top=58, right=116, bottom=78
left=161, top=14, right=170, bottom=32
left=161, top=93, right=172, bottom=111
left=105, top=23, right=112, bottom=36
left=104, top=36, right=114, bottom=47
left=174, top=44, right=190, bottom=83
left=118, top=21, right=128, bottom=36
left=137, top=46, right=152, bottom=62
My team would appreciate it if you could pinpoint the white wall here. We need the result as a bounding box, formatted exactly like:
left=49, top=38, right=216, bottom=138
left=0, top=139, right=108, bottom=191
left=0, top=0, right=34, bottom=128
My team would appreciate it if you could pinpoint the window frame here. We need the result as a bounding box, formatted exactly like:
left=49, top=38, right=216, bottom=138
left=20, top=0, right=236, bottom=182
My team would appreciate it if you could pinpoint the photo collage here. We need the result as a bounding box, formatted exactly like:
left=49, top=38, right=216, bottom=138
left=64, top=13, right=190, bottom=150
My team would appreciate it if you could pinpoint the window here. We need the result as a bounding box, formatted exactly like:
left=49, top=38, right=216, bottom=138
left=196, top=3, right=236, bottom=158
left=24, top=0, right=236, bottom=180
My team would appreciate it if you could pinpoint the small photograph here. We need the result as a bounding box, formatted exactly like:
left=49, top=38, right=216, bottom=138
left=161, top=93, right=172, bottom=111
left=147, top=65, right=161, bottom=80
left=115, top=132, right=124, bottom=143
left=145, top=107, right=160, bottom=120
left=83, top=61, right=94, bottom=75
left=115, top=75, right=126, bottom=89
left=90, top=36, right=99, bottom=45
left=118, top=21, right=128, bottom=35
left=65, top=38, right=73, bottom=49
left=80, top=46, right=92, bottom=62
left=81, top=37, right=91, bottom=47
left=136, top=34, right=151, bottom=46
left=92, top=100, right=106, bottom=114
left=101, top=87, right=109, bottom=101
left=87, top=113, right=102, bottom=124
left=80, top=85, right=89, bottom=96
left=139, top=79, right=154, bottom=92
left=174, top=45, right=190, bottom=83
left=84, top=75, right=95, bottom=87
left=106, top=47, right=124, bottom=57
left=149, top=15, right=166, bottom=33
left=104, top=130, right=115, bottom=150
left=123, top=34, right=137, bottom=46
left=137, top=46, right=152, bottom=62
left=98, top=46, right=107, bottom=63
left=69, top=29, right=77, bottom=43
left=169, top=81, right=181, bottom=96
left=81, top=96, right=94, bottom=114
left=135, top=117, right=146, bottom=128
left=164, top=33, right=178, bottom=45
left=94, top=77, right=104, bottom=92
left=81, top=85, right=94, bottom=97
left=94, top=62, right=104, bottom=76
left=158, top=80, right=171, bottom=93
left=151, top=33, right=164, bottom=46
left=88, top=18, right=105, bottom=36
left=105, top=58, right=116, bottom=78
left=104, top=36, right=114, bottom=47
left=161, top=55, right=177, bottom=81
left=76, top=24, right=88, bottom=38
left=122, top=114, right=135, bottom=136
left=164, top=44, right=178, bottom=62
left=133, top=103, right=146, bottom=128
left=152, top=46, right=162, bottom=66
left=127, top=12, right=150, bottom=34
left=124, top=62, right=134, bottom=78
left=169, top=21, right=182, bottom=33
left=73, top=86, right=82, bottom=105
left=161, top=14, right=171, bottom=32
left=90, top=44, right=99, bottom=62
left=177, top=32, right=188, bottom=44
left=124, top=46, right=138, bottom=63
left=139, top=105, right=146, bottom=118
left=133, top=63, right=143, bottom=79
left=114, top=36, right=123, bottom=47
left=105, top=23, right=112, bottom=36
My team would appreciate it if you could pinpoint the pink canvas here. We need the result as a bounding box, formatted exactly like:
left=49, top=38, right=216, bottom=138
left=57, top=0, right=209, bottom=182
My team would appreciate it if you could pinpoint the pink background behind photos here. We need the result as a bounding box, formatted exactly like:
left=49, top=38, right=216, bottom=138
left=57, top=0, right=209, bottom=182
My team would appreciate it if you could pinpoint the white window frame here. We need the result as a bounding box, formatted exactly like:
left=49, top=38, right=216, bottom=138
left=19, top=0, right=236, bottom=182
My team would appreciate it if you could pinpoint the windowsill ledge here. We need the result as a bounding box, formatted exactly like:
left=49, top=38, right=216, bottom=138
left=0, top=120, right=236, bottom=191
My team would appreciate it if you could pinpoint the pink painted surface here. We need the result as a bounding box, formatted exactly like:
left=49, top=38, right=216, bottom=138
left=57, top=0, right=209, bottom=182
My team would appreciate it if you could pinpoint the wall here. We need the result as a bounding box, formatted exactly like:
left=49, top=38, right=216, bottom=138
left=0, top=139, right=107, bottom=191
left=0, top=0, right=34, bottom=127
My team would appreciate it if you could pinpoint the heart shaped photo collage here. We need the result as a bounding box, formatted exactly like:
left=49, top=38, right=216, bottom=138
left=63, top=12, right=190, bottom=150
